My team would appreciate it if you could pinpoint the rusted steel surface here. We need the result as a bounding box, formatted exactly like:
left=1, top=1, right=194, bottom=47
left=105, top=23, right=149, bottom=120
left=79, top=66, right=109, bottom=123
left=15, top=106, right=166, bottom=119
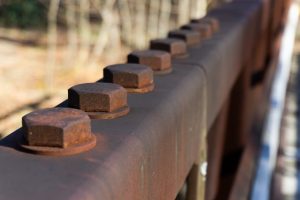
left=150, top=38, right=187, bottom=57
left=0, top=0, right=285, bottom=199
left=249, top=0, right=271, bottom=75
left=225, top=63, right=275, bottom=200
left=228, top=130, right=261, bottom=200
left=68, top=83, right=130, bottom=119
left=173, top=0, right=261, bottom=127
left=215, top=60, right=255, bottom=199
left=21, top=108, right=96, bottom=156
left=223, top=66, right=252, bottom=155
left=181, top=23, right=213, bottom=40
left=0, top=64, right=206, bottom=200
left=103, top=64, right=154, bottom=93
left=127, top=50, right=172, bottom=74
left=231, top=0, right=290, bottom=196
left=168, top=29, right=201, bottom=46
left=205, top=101, right=229, bottom=200
left=69, top=83, right=128, bottom=113
left=190, top=17, right=220, bottom=33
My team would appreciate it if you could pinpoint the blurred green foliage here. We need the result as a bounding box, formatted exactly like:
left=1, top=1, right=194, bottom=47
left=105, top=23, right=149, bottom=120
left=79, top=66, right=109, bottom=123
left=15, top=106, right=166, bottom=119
left=0, top=0, right=47, bottom=29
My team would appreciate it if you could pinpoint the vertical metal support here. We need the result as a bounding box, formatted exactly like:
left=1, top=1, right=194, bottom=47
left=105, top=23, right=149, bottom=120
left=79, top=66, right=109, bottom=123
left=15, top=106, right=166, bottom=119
left=184, top=100, right=229, bottom=200
left=205, top=101, right=229, bottom=200
left=223, top=65, right=252, bottom=155
left=253, top=0, right=271, bottom=73
left=181, top=68, right=208, bottom=200
left=185, top=164, right=206, bottom=200
left=216, top=64, right=252, bottom=200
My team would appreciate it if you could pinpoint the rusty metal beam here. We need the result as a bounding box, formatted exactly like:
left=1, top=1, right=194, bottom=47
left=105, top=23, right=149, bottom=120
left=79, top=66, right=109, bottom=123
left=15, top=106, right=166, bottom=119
left=0, top=64, right=206, bottom=200
left=173, top=0, right=261, bottom=127
left=0, top=0, right=283, bottom=200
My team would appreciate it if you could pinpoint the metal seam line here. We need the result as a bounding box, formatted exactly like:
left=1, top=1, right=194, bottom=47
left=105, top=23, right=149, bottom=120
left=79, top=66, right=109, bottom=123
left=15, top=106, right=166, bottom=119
left=251, top=3, right=299, bottom=200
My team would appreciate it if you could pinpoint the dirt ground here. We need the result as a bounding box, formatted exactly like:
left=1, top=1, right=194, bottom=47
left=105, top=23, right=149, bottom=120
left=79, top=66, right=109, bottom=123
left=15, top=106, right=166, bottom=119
left=0, top=28, right=128, bottom=138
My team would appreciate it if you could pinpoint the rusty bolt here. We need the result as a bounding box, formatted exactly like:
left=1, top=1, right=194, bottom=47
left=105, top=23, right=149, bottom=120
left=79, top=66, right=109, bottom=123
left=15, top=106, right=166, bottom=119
left=181, top=23, right=213, bottom=39
left=127, top=50, right=172, bottom=74
left=150, top=38, right=187, bottom=57
left=21, top=107, right=96, bottom=156
left=190, top=17, right=220, bottom=33
left=168, top=29, right=200, bottom=46
left=103, top=64, right=154, bottom=93
left=23, top=108, right=91, bottom=148
left=68, top=82, right=128, bottom=115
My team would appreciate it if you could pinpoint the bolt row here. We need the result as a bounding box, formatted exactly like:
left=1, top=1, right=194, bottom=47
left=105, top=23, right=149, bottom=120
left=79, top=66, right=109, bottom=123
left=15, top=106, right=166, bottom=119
left=20, top=16, right=219, bottom=156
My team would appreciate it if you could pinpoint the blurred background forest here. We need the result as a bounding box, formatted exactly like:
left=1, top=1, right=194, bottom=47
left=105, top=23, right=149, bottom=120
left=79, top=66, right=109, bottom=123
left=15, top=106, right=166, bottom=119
left=0, top=0, right=225, bottom=137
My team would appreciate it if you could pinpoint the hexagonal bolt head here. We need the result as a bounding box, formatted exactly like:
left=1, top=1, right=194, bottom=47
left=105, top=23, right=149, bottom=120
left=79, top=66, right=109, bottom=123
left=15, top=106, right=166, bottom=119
left=150, top=38, right=187, bottom=56
left=181, top=23, right=213, bottom=39
left=103, top=64, right=153, bottom=89
left=168, top=29, right=200, bottom=46
left=68, top=82, right=127, bottom=113
left=127, top=50, right=171, bottom=72
left=190, top=17, right=220, bottom=32
left=22, top=108, right=92, bottom=148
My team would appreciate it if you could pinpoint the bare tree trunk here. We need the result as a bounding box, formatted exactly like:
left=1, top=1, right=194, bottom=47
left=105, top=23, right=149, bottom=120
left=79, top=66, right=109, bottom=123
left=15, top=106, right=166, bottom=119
left=147, top=0, right=160, bottom=40
left=196, top=0, right=207, bottom=18
left=189, top=0, right=196, bottom=19
left=65, top=0, right=78, bottom=67
left=90, top=0, right=116, bottom=66
left=133, top=0, right=146, bottom=48
left=106, top=9, right=122, bottom=63
left=46, top=0, right=60, bottom=93
left=117, top=0, right=133, bottom=46
left=177, top=0, right=190, bottom=26
left=158, top=0, right=171, bottom=37
left=79, top=0, right=91, bottom=64
left=190, top=0, right=207, bottom=19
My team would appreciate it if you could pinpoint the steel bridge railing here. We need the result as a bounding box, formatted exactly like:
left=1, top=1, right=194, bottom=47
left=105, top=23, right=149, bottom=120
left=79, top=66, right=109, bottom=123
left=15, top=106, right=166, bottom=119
left=0, top=0, right=291, bottom=199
